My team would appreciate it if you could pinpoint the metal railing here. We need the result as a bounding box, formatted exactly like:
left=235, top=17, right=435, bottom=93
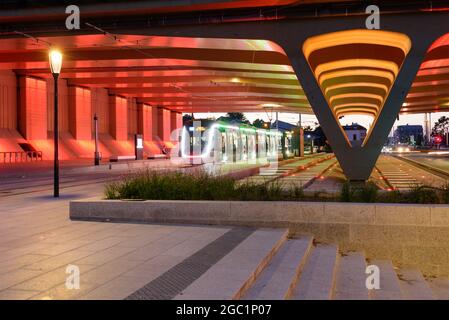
left=0, top=151, right=43, bottom=163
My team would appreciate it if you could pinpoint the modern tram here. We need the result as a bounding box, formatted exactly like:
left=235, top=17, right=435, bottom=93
left=180, top=121, right=294, bottom=164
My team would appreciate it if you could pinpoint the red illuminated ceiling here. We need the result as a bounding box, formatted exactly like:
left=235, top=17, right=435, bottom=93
left=404, top=33, right=449, bottom=114
left=2, top=31, right=449, bottom=115
left=1, top=34, right=308, bottom=114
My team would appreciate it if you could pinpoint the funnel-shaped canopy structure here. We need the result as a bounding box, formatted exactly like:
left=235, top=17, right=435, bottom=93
left=303, top=30, right=411, bottom=145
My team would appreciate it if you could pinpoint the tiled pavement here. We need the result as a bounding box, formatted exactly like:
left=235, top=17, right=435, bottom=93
left=0, top=180, right=231, bottom=300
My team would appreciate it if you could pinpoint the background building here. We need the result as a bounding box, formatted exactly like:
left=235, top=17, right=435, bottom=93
left=394, top=124, right=424, bottom=145
left=342, top=123, right=367, bottom=147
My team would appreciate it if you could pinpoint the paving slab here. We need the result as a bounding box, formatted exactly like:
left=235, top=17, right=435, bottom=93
left=0, top=174, right=238, bottom=300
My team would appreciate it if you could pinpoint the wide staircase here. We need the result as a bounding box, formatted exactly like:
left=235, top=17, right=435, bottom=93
left=175, top=229, right=449, bottom=300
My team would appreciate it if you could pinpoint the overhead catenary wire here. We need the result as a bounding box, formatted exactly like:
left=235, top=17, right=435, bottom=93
left=12, top=23, right=296, bottom=115
left=85, top=22, right=255, bottom=103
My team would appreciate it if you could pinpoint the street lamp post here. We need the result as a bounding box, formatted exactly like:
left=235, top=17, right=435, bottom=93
left=49, top=50, right=63, bottom=198
left=94, top=113, right=100, bottom=166
left=444, top=127, right=449, bottom=148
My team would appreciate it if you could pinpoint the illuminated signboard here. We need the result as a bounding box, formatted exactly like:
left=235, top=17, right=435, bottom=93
left=135, top=134, right=144, bottom=160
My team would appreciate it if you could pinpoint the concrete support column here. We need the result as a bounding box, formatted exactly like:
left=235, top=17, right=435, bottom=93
left=157, top=107, right=171, bottom=141
left=137, top=103, right=153, bottom=141
left=127, top=98, right=138, bottom=136
left=151, top=107, right=158, bottom=139
left=109, top=95, right=128, bottom=141
left=91, top=88, right=109, bottom=134
left=170, top=111, right=183, bottom=132
left=293, top=127, right=304, bottom=157
left=0, top=71, right=17, bottom=130
left=18, top=77, right=47, bottom=140
left=68, top=86, right=92, bottom=140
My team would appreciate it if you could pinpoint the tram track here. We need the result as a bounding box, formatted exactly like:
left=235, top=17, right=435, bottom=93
left=392, top=154, right=449, bottom=181
left=0, top=163, right=196, bottom=198
left=0, top=161, right=271, bottom=198
left=0, top=176, right=121, bottom=198
left=239, top=153, right=335, bottom=187
left=0, top=155, right=337, bottom=198
left=371, top=154, right=449, bottom=192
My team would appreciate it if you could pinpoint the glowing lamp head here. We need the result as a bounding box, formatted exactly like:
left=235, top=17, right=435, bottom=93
left=49, top=50, right=63, bottom=75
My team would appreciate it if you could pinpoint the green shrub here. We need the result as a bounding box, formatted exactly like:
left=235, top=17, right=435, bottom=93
left=440, top=182, right=449, bottom=204
left=234, top=181, right=281, bottom=201
left=105, top=181, right=120, bottom=199
left=292, top=184, right=304, bottom=199
left=353, top=182, right=378, bottom=203
left=105, top=170, right=237, bottom=201
left=105, top=170, right=448, bottom=204
left=339, top=182, right=379, bottom=203
left=377, top=189, right=402, bottom=203
left=105, top=169, right=293, bottom=201
left=404, top=185, right=439, bottom=204
left=340, top=182, right=353, bottom=202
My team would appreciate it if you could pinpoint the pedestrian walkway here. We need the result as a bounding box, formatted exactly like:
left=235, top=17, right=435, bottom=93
left=0, top=180, right=232, bottom=300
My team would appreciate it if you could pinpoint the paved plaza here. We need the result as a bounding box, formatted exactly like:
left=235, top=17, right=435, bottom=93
left=0, top=177, right=232, bottom=300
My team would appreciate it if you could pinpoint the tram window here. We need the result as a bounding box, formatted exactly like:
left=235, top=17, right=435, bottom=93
left=221, top=134, right=226, bottom=154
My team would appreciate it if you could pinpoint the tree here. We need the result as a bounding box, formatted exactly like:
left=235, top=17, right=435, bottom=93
left=415, top=134, right=423, bottom=146
left=226, top=112, right=250, bottom=124
left=252, top=119, right=266, bottom=128
left=182, top=114, right=193, bottom=125
left=311, top=126, right=331, bottom=151
left=432, top=116, right=449, bottom=136
left=301, top=125, right=313, bottom=132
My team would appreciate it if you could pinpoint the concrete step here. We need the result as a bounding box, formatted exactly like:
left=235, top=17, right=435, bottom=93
left=370, top=260, right=403, bottom=300
left=242, top=236, right=313, bottom=300
left=291, top=243, right=339, bottom=300
left=334, top=251, right=369, bottom=300
left=397, top=268, right=435, bottom=300
left=173, top=229, right=288, bottom=300
left=427, top=277, right=449, bottom=300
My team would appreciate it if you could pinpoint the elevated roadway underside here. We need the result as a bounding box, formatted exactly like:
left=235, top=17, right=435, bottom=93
left=1, top=1, right=449, bottom=181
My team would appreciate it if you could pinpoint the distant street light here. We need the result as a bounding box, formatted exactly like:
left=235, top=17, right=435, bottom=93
left=49, top=49, right=63, bottom=197
left=94, top=113, right=100, bottom=166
